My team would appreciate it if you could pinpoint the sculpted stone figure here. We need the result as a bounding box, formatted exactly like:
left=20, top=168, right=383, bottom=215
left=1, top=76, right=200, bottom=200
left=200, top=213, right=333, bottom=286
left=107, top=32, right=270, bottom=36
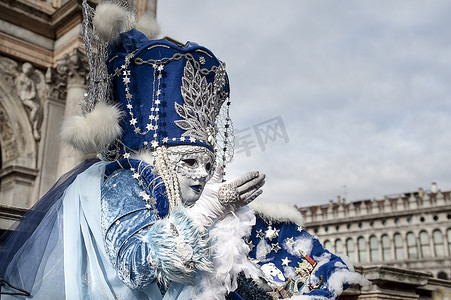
left=15, top=62, right=42, bottom=140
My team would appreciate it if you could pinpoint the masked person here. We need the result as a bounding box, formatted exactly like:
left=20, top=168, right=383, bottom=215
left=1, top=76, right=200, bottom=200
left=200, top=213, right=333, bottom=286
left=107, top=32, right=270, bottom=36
left=0, top=2, right=368, bottom=299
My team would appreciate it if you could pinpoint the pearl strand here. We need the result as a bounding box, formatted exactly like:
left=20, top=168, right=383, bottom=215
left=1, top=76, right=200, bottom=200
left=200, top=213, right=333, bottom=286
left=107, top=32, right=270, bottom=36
left=154, top=147, right=181, bottom=211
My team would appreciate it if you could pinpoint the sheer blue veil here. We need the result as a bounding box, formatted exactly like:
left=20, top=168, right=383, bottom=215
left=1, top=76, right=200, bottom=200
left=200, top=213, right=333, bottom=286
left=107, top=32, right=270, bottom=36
left=0, top=159, right=99, bottom=295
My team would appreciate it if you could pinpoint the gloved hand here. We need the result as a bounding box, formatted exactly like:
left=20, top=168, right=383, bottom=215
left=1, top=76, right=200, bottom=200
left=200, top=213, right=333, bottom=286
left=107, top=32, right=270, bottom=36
left=188, top=167, right=265, bottom=229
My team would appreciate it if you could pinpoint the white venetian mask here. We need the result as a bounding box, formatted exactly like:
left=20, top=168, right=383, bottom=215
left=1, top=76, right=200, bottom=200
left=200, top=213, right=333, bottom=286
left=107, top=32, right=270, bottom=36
left=166, top=145, right=215, bottom=206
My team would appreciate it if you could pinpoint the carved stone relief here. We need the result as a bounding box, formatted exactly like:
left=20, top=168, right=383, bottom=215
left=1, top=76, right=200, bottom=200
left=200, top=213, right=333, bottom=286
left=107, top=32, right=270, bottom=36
left=44, top=48, right=89, bottom=105
left=45, top=65, right=67, bottom=103
left=0, top=57, right=19, bottom=88
left=56, top=48, right=89, bottom=87
left=0, top=105, right=17, bottom=162
left=0, top=57, right=46, bottom=142
left=15, top=62, right=45, bottom=140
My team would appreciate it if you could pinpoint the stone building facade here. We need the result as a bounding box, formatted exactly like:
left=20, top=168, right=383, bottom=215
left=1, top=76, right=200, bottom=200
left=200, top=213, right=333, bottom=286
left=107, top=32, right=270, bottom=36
left=1, top=1, right=451, bottom=299
left=298, top=183, right=451, bottom=298
left=0, top=0, right=156, bottom=233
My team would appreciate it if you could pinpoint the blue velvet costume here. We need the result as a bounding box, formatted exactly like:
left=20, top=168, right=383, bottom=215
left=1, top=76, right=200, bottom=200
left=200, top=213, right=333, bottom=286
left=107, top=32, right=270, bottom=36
left=101, top=160, right=211, bottom=292
left=0, top=161, right=209, bottom=299
left=0, top=158, right=365, bottom=299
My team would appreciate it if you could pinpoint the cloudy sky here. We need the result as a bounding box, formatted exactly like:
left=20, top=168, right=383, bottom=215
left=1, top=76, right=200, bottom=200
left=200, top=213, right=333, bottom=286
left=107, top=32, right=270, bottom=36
left=158, top=1, right=451, bottom=207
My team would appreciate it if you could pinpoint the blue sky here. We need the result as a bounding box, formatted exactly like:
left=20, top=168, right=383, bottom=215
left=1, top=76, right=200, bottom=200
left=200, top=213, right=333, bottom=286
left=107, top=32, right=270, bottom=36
left=158, top=1, right=451, bottom=206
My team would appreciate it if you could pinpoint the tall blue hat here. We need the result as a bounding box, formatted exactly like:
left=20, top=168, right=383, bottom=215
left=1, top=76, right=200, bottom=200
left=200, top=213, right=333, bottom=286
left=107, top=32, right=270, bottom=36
left=107, top=29, right=230, bottom=154
left=62, top=2, right=233, bottom=166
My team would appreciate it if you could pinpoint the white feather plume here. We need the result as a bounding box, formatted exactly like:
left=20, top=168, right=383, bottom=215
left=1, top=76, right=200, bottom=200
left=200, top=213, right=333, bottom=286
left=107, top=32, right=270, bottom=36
left=249, top=198, right=303, bottom=226
left=135, top=14, right=160, bottom=40
left=93, top=2, right=133, bottom=42
left=193, top=207, right=262, bottom=299
left=61, top=102, right=123, bottom=154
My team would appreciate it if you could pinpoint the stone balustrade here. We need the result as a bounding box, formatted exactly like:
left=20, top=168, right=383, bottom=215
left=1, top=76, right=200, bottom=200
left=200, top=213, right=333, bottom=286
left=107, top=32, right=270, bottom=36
left=298, top=184, right=450, bottom=223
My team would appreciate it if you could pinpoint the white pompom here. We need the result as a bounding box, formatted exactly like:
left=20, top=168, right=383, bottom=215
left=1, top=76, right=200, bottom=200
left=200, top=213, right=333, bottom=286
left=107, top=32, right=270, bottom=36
left=93, top=2, right=132, bottom=42
left=135, top=14, right=161, bottom=40
left=61, top=102, right=123, bottom=154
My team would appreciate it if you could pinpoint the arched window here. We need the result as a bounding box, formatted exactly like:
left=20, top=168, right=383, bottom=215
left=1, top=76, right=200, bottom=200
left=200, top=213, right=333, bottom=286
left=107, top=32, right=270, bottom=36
left=419, top=231, right=431, bottom=258
left=394, top=233, right=404, bottom=260
left=433, top=230, right=445, bottom=257
left=381, top=234, right=391, bottom=261
left=438, top=272, right=448, bottom=280
left=406, top=232, right=418, bottom=259
left=358, top=237, right=367, bottom=263
left=335, top=239, right=344, bottom=255
left=346, top=238, right=355, bottom=263
left=324, top=240, right=332, bottom=252
left=369, top=236, right=379, bottom=262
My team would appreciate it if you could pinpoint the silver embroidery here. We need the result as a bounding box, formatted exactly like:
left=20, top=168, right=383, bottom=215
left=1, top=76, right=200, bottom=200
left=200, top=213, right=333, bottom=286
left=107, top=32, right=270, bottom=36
left=175, top=61, right=226, bottom=146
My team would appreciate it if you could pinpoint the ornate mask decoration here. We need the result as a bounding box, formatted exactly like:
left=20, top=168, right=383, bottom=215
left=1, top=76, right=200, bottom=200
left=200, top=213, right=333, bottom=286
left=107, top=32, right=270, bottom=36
left=166, top=145, right=215, bottom=206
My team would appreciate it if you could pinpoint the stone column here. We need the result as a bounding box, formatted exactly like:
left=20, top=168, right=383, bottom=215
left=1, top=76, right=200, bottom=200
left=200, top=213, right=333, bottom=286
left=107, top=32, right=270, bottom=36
left=403, top=233, right=409, bottom=261
left=365, top=236, right=371, bottom=264
left=136, top=0, right=157, bottom=18
left=55, top=48, right=88, bottom=176
left=35, top=62, right=68, bottom=197
left=444, top=229, right=451, bottom=258
left=390, top=235, right=396, bottom=262
left=377, top=234, right=383, bottom=263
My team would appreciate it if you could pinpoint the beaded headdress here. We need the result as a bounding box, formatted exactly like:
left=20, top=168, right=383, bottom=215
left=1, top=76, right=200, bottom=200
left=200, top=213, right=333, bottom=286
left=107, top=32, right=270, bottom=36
left=108, top=30, right=230, bottom=154
left=63, top=1, right=234, bottom=171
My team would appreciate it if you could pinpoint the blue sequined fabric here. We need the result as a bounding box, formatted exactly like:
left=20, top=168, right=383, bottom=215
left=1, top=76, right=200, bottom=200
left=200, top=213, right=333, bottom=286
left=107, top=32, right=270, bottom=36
left=101, top=159, right=211, bottom=289
left=247, top=215, right=352, bottom=298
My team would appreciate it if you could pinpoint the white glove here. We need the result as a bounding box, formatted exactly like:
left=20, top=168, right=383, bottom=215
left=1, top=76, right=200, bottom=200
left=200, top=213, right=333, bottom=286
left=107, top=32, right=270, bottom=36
left=189, top=167, right=265, bottom=229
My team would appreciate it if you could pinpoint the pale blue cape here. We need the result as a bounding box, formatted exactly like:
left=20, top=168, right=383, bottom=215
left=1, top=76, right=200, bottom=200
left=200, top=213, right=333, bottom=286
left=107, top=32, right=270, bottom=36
left=0, top=161, right=194, bottom=299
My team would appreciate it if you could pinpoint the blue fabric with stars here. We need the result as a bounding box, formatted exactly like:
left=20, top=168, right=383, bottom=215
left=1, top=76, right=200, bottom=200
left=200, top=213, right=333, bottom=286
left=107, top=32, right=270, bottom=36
left=105, top=158, right=169, bottom=217
left=102, top=159, right=212, bottom=292
left=107, top=29, right=230, bottom=153
left=247, top=215, right=351, bottom=298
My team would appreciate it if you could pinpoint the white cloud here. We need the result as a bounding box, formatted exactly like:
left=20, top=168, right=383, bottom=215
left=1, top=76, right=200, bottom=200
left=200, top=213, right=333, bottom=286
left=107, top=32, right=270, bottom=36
left=158, top=1, right=451, bottom=206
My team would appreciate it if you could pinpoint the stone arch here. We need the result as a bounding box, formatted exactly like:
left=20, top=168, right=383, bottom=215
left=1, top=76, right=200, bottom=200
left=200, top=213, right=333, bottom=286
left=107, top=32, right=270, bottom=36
left=381, top=234, right=392, bottom=261
left=432, top=229, right=445, bottom=257
left=406, top=231, right=418, bottom=259
left=419, top=230, right=431, bottom=258
left=0, top=62, right=39, bottom=213
left=335, top=239, right=344, bottom=255
left=369, top=235, right=379, bottom=262
left=393, top=232, right=404, bottom=260
left=0, top=69, right=37, bottom=168
left=357, top=236, right=368, bottom=263
left=346, top=237, right=356, bottom=262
